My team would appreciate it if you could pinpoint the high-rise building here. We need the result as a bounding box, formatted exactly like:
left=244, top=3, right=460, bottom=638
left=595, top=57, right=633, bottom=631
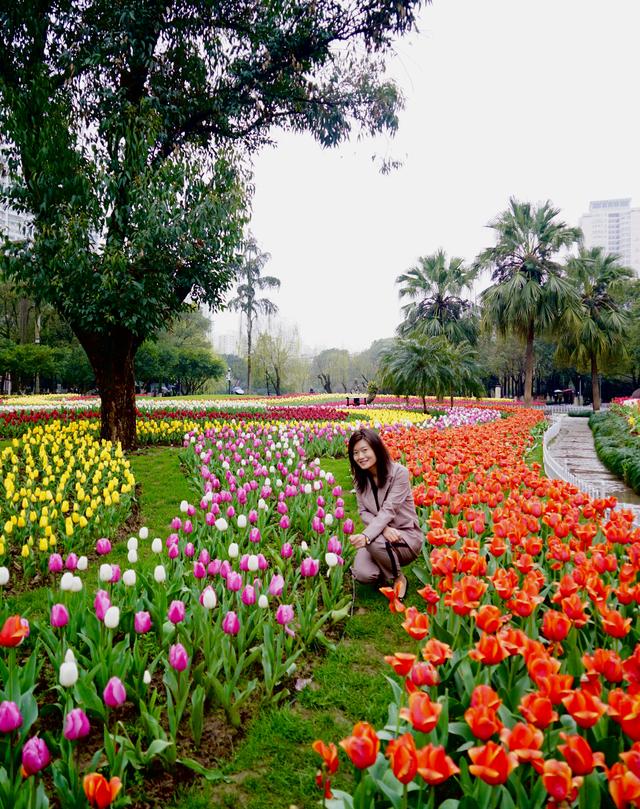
left=0, top=153, right=32, bottom=242
left=579, top=198, right=640, bottom=275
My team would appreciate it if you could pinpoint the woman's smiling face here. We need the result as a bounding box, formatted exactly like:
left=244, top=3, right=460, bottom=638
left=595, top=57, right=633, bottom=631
left=352, top=438, right=377, bottom=474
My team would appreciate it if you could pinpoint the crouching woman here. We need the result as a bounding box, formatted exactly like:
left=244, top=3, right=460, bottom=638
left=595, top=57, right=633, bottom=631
left=347, top=427, right=423, bottom=598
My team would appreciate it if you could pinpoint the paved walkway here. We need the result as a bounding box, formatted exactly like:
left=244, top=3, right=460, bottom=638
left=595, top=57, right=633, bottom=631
left=546, top=415, right=640, bottom=522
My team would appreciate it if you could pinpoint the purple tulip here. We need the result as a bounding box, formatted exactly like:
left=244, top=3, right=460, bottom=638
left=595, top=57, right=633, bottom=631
left=208, top=560, right=221, bottom=576
left=0, top=701, right=22, bottom=733
left=186, top=504, right=196, bottom=517
left=168, top=544, right=179, bottom=560
left=311, top=516, right=324, bottom=534
left=199, top=549, right=211, bottom=566
left=183, top=520, right=193, bottom=534
left=167, top=600, right=186, bottom=624
left=63, top=708, right=90, bottom=740
left=21, top=737, right=50, bottom=775
left=334, top=506, right=345, bottom=520
left=222, top=611, right=240, bottom=636
left=50, top=603, right=70, bottom=628
left=219, top=560, right=231, bottom=579
left=317, top=496, right=326, bottom=507
left=280, top=543, right=293, bottom=559
left=226, top=571, right=242, bottom=592
left=226, top=506, right=235, bottom=518
left=184, top=542, right=195, bottom=558
left=300, top=557, right=320, bottom=577
left=169, top=643, right=189, bottom=672
left=248, top=510, right=258, bottom=524
left=241, top=585, right=256, bottom=606
left=110, top=564, right=121, bottom=583
left=103, top=677, right=126, bottom=708
left=166, top=533, right=179, bottom=547
left=343, top=518, right=354, bottom=535
left=268, top=574, right=284, bottom=597
left=205, top=511, right=216, bottom=526
left=171, top=517, right=182, bottom=530
left=96, top=538, right=112, bottom=555
left=48, top=553, right=63, bottom=573
left=279, top=515, right=290, bottom=530
left=249, top=528, right=261, bottom=543
left=65, top=553, right=78, bottom=571
left=327, top=536, right=342, bottom=554
left=134, top=611, right=152, bottom=633
left=257, top=554, right=268, bottom=571
left=239, top=554, right=250, bottom=572
left=276, top=604, right=295, bottom=637
left=277, top=501, right=288, bottom=515
left=93, top=590, right=111, bottom=621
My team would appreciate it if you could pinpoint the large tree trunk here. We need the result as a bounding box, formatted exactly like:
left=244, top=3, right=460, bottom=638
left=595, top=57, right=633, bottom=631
left=246, top=323, right=252, bottom=393
left=78, top=327, right=139, bottom=450
left=523, top=321, right=535, bottom=405
left=591, top=354, right=601, bottom=412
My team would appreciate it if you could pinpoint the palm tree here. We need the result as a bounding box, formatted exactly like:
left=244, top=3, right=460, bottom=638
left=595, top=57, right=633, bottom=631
left=556, top=246, right=634, bottom=411
left=443, top=340, right=486, bottom=406
left=227, top=235, right=280, bottom=393
left=476, top=199, right=581, bottom=405
left=379, top=336, right=451, bottom=411
left=396, top=250, right=478, bottom=344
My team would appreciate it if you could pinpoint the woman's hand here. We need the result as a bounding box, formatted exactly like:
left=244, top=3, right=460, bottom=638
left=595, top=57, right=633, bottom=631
left=350, top=533, right=368, bottom=550
left=383, top=526, right=401, bottom=543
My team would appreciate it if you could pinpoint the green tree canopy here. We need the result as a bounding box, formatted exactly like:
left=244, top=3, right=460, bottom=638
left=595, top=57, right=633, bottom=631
left=0, top=0, right=426, bottom=447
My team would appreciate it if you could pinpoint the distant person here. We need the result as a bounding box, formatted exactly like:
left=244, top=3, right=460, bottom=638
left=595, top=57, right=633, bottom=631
left=347, top=427, right=423, bottom=599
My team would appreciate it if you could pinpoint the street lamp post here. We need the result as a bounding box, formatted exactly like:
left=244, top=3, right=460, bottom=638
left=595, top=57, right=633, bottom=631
left=227, top=368, right=232, bottom=395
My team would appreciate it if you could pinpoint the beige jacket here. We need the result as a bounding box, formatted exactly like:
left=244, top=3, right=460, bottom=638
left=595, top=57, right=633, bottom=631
left=356, top=462, right=424, bottom=553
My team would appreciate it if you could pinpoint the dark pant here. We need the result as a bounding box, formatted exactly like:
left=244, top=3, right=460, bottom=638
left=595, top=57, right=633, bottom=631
left=352, top=536, right=418, bottom=585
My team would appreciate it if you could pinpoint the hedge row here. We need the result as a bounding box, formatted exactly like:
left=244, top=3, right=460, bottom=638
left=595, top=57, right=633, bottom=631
left=590, top=410, right=640, bottom=494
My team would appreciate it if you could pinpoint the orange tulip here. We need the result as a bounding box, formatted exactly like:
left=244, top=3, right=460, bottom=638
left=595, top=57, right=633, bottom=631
left=386, top=733, right=418, bottom=784
left=384, top=652, right=416, bottom=677
left=562, top=689, right=606, bottom=729
left=499, top=722, right=543, bottom=763
left=538, top=673, right=574, bottom=705
left=541, top=759, right=579, bottom=803
left=421, top=638, right=452, bottom=666
left=468, top=633, right=508, bottom=665
left=416, top=743, right=460, bottom=785
left=470, top=685, right=501, bottom=711
left=400, top=691, right=442, bottom=734
left=583, top=649, right=624, bottom=684
left=541, top=610, right=571, bottom=642
left=464, top=706, right=503, bottom=741
left=339, top=722, right=379, bottom=769
left=608, top=762, right=640, bottom=809
left=408, top=661, right=439, bottom=689
left=83, top=774, right=122, bottom=809
left=311, top=740, right=339, bottom=774
left=379, top=586, right=406, bottom=615
left=468, top=741, right=517, bottom=785
left=519, top=692, right=558, bottom=729
left=557, top=732, right=605, bottom=776
left=601, top=608, right=632, bottom=639
left=0, top=616, right=30, bottom=648
left=401, top=607, right=430, bottom=640
left=474, top=604, right=509, bottom=634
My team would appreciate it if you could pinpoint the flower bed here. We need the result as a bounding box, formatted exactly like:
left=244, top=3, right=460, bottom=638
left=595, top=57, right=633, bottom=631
left=591, top=407, right=640, bottom=495
left=312, top=411, right=640, bottom=808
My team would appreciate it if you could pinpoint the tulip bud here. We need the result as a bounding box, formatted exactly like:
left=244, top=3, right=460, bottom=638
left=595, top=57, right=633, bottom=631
left=76, top=556, right=88, bottom=571
left=134, top=611, right=151, bottom=634
left=169, top=643, right=189, bottom=672
left=50, top=603, right=70, bottom=628
left=237, top=514, right=247, bottom=529
left=201, top=586, right=217, bottom=609
left=0, top=701, right=23, bottom=733
left=228, top=542, right=239, bottom=559
left=127, top=549, right=138, bottom=564
left=151, top=538, right=163, bottom=554
left=70, top=575, right=83, bottom=592
left=0, top=567, right=9, bottom=586
left=21, top=737, right=50, bottom=775
left=143, top=670, right=152, bottom=685
left=60, top=572, right=74, bottom=591
left=103, top=607, right=120, bottom=629
left=325, top=552, right=339, bottom=568
left=154, top=565, right=166, bottom=583
left=59, top=660, right=79, bottom=688
left=127, top=537, right=138, bottom=551
left=139, top=526, right=149, bottom=540
left=98, top=564, right=112, bottom=583
left=103, top=677, right=126, bottom=708
left=63, top=708, right=90, bottom=740
left=258, top=594, right=269, bottom=608
left=123, top=569, right=136, bottom=587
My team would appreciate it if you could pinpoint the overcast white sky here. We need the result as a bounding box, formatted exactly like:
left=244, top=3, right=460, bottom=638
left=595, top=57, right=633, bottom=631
left=211, top=0, right=640, bottom=355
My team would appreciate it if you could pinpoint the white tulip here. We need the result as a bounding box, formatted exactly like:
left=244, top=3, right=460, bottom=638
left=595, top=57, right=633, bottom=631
left=65, top=648, right=76, bottom=664
left=123, top=569, right=136, bottom=587
left=151, top=538, right=163, bottom=554
left=258, top=498, right=267, bottom=510
left=154, top=564, right=166, bottom=583
left=70, top=575, right=83, bottom=592
left=258, top=594, right=269, bottom=609
left=139, top=526, right=149, bottom=540
left=104, top=606, right=120, bottom=629
left=127, top=537, right=138, bottom=551
left=99, top=563, right=112, bottom=582
left=300, top=541, right=308, bottom=552
left=143, top=670, right=152, bottom=685
left=320, top=470, right=326, bottom=479
left=325, top=552, right=339, bottom=568
left=127, top=549, right=138, bottom=564
left=228, top=542, right=239, bottom=559
left=275, top=479, right=282, bottom=488
left=202, top=588, right=217, bottom=609
left=265, top=477, right=271, bottom=487
left=325, top=514, right=334, bottom=526
left=215, top=517, right=228, bottom=532
left=59, top=660, right=78, bottom=688
left=304, top=484, right=312, bottom=494
left=247, top=554, right=259, bottom=572
left=0, top=566, right=9, bottom=586
left=179, top=500, right=189, bottom=513
left=313, top=481, right=321, bottom=491
left=60, top=572, right=74, bottom=591
left=237, top=514, right=247, bottom=529
left=77, top=556, right=88, bottom=571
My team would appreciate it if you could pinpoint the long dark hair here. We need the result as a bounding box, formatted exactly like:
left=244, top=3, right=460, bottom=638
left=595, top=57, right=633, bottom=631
left=347, top=427, right=392, bottom=494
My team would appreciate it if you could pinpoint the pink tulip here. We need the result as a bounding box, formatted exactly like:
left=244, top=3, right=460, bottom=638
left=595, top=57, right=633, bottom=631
left=167, top=600, right=186, bottom=624
left=0, top=701, right=22, bottom=733
left=205, top=511, right=216, bottom=526
left=169, top=643, right=189, bottom=672
left=65, top=553, right=78, bottom=571
left=248, top=510, right=258, bottom=524
left=257, top=554, right=268, bottom=571
left=208, top=560, right=221, bottom=576
left=21, top=737, right=50, bottom=775
left=334, top=506, right=345, bottom=520
left=327, top=536, right=342, bottom=554
left=300, top=558, right=320, bottom=577
left=110, top=564, right=121, bottom=583
left=277, top=502, right=288, bottom=515
left=94, top=590, right=111, bottom=621
left=226, top=571, right=242, bottom=592
left=222, top=611, right=240, bottom=635
left=193, top=561, right=206, bottom=579
left=226, top=506, right=235, bottom=518
left=103, top=677, right=126, bottom=708
left=279, top=516, right=290, bottom=530
left=184, top=542, right=195, bottom=558
left=63, top=708, right=90, bottom=740
left=268, top=574, right=284, bottom=596
left=171, top=517, right=182, bottom=530
left=134, top=611, right=151, bottom=634
left=219, top=560, right=231, bottom=579
left=199, top=549, right=211, bottom=566
left=241, top=585, right=256, bottom=606
left=50, top=604, right=69, bottom=628
left=183, top=520, right=193, bottom=534
left=343, top=518, right=354, bottom=535
left=168, top=544, right=179, bottom=560
left=48, top=554, right=63, bottom=573
left=317, top=496, right=326, bottom=507
left=280, top=543, right=293, bottom=559
left=332, top=487, right=342, bottom=497
left=166, top=533, right=179, bottom=547
left=249, top=528, right=261, bottom=543
left=186, top=504, right=196, bottom=517
left=96, top=538, right=111, bottom=555
left=240, top=554, right=250, bottom=572
left=276, top=604, right=295, bottom=637
left=311, top=516, right=324, bottom=534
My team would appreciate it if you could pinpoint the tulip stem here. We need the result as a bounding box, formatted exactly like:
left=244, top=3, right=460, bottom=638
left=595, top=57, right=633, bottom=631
left=401, top=783, right=408, bottom=809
